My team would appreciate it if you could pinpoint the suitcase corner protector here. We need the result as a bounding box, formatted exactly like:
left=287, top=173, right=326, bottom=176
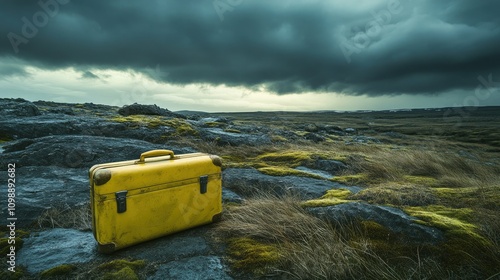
left=97, top=242, right=117, bottom=254
left=212, top=212, right=223, bottom=223
left=93, top=169, right=112, bottom=186
left=209, top=155, right=223, bottom=167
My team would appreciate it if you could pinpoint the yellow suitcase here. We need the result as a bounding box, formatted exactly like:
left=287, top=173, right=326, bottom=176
left=89, top=149, right=222, bottom=253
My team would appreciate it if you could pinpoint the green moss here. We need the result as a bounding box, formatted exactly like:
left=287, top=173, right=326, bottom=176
left=164, top=119, right=198, bottom=136
left=330, top=174, right=368, bottom=185
left=258, top=166, right=323, bottom=179
left=0, top=237, right=23, bottom=255
left=40, top=264, right=76, bottom=278
left=351, top=184, right=436, bottom=206
left=302, top=189, right=353, bottom=207
left=403, top=175, right=439, bottom=187
left=110, top=115, right=198, bottom=137
left=204, top=121, right=225, bottom=128
left=434, top=186, right=500, bottom=209
left=227, top=237, right=280, bottom=274
left=405, top=205, right=489, bottom=244
left=0, top=134, right=13, bottom=142
left=102, top=267, right=138, bottom=280
left=257, top=150, right=314, bottom=165
left=98, top=259, right=146, bottom=271
left=270, top=135, right=288, bottom=142
left=0, top=267, right=25, bottom=279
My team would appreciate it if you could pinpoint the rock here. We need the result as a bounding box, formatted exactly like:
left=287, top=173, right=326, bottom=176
left=304, top=124, right=319, bottom=132
left=0, top=114, right=126, bottom=140
left=198, top=117, right=232, bottom=126
left=17, top=229, right=98, bottom=274
left=223, top=168, right=362, bottom=200
left=344, top=127, right=357, bottom=134
left=118, top=103, right=185, bottom=119
left=294, top=166, right=334, bottom=179
left=112, top=231, right=211, bottom=262
left=0, top=166, right=89, bottom=227
left=304, top=132, right=325, bottom=142
left=307, top=202, right=444, bottom=244
left=0, top=135, right=195, bottom=168
left=351, top=136, right=381, bottom=144
left=0, top=98, right=41, bottom=117
left=148, top=256, right=233, bottom=280
left=222, top=188, right=244, bottom=204
left=305, top=159, right=347, bottom=174
left=199, top=128, right=271, bottom=146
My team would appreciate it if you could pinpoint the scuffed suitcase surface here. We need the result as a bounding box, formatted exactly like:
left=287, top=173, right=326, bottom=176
left=89, top=149, right=222, bottom=253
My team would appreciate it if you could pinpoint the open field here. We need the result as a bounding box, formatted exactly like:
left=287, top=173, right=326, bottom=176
left=1, top=100, right=499, bottom=279
left=203, top=106, right=500, bottom=279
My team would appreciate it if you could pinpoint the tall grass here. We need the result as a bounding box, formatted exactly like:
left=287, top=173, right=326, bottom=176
left=350, top=148, right=499, bottom=188
left=216, top=195, right=454, bottom=279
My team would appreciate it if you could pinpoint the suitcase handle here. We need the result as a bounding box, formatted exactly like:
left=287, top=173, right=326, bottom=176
left=137, top=149, right=175, bottom=163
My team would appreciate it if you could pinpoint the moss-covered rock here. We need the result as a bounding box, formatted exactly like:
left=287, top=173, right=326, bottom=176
left=227, top=237, right=280, bottom=275
left=351, top=184, right=437, bottom=206
left=40, top=264, right=76, bottom=278
left=302, top=189, right=353, bottom=207
left=102, top=267, right=139, bottom=280
left=330, top=174, right=368, bottom=185
left=98, top=259, right=146, bottom=271
left=257, top=166, right=323, bottom=179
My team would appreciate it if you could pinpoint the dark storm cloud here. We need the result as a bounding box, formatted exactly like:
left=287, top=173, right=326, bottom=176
left=80, top=70, right=99, bottom=79
left=1, top=0, right=499, bottom=96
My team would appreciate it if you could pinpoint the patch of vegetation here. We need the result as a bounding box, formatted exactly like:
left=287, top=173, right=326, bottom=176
left=36, top=204, right=91, bottom=230
left=109, top=115, right=198, bottom=137
left=0, top=134, right=13, bottom=143
left=405, top=205, right=487, bottom=244
left=330, top=174, right=369, bottom=185
left=351, top=184, right=437, bottom=206
left=102, top=267, right=139, bottom=280
left=405, top=205, right=500, bottom=275
left=257, top=166, right=323, bottom=179
left=302, top=189, right=353, bottom=207
left=256, top=150, right=316, bottom=166
left=270, top=135, right=288, bottom=142
left=40, top=264, right=76, bottom=278
left=216, top=195, right=466, bottom=279
left=227, top=237, right=280, bottom=274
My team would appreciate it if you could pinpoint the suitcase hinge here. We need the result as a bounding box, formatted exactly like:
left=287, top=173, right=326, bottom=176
left=199, top=175, right=208, bottom=194
left=115, top=190, right=128, bottom=213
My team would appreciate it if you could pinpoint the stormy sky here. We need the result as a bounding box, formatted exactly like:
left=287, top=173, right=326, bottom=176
left=1, top=0, right=499, bottom=111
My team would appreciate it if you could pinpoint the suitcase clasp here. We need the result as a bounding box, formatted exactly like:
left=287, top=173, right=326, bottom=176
left=199, top=175, right=208, bottom=194
left=115, top=191, right=128, bottom=213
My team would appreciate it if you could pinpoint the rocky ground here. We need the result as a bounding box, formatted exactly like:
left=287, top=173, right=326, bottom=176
left=0, top=98, right=498, bottom=279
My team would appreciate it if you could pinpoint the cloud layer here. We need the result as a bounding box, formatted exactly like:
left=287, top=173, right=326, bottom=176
left=1, top=0, right=499, bottom=96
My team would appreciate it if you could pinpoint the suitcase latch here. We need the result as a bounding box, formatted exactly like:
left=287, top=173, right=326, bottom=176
left=115, top=191, right=128, bottom=213
left=199, top=175, right=208, bottom=194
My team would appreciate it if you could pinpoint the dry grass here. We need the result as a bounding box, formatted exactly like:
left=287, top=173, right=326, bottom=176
left=36, top=203, right=92, bottom=231
left=215, top=195, right=461, bottom=279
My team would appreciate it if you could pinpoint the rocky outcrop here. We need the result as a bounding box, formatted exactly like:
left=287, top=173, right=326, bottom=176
left=0, top=98, right=41, bottom=117
left=307, top=202, right=444, bottom=243
left=118, top=103, right=186, bottom=119
left=223, top=168, right=362, bottom=200
left=0, top=135, right=195, bottom=168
